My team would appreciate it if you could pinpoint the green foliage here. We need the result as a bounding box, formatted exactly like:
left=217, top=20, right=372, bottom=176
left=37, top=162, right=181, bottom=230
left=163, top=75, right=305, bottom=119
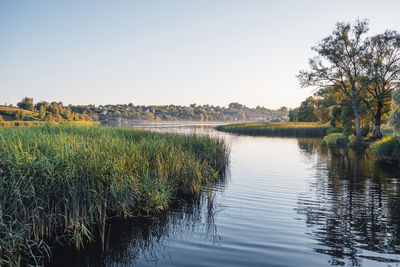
left=216, top=122, right=329, bottom=137
left=340, top=106, right=354, bottom=136
left=390, top=89, right=400, bottom=133
left=14, top=111, right=25, bottom=121
left=298, top=20, right=370, bottom=141
left=297, top=20, right=400, bottom=141
left=289, top=97, right=320, bottom=122
left=363, top=31, right=400, bottom=137
left=38, top=105, right=46, bottom=120
left=1, top=99, right=94, bottom=124
left=0, top=125, right=228, bottom=264
left=347, top=134, right=358, bottom=147
left=326, top=127, right=342, bottom=134
left=371, top=135, right=400, bottom=160
left=297, top=97, right=319, bottom=122
left=17, top=97, right=34, bottom=111
left=329, top=106, right=341, bottom=127
left=321, top=133, right=350, bottom=147
left=288, top=108, right=299, bottom=122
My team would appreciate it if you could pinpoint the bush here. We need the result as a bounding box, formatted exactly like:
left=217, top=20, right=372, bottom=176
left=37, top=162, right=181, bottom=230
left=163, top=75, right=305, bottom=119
left=326, top=127, right=342, bottom=134
left=321, top=133, right=349, bottom=146
left=14, top=111, right=25, bottom=121
left=370, top=135, right=400, bottom=160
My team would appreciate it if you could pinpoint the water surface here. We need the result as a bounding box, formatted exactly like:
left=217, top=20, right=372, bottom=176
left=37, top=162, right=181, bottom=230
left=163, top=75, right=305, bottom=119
left=51, top=124, right=400, bottom=266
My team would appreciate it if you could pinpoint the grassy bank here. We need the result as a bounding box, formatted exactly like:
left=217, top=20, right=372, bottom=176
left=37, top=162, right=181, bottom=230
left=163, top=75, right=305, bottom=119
left=0, top=125, right=228, bottom=265
left=215, top=122, right=329, bottom=137
left=370, top=135, right=400, bottom=162
left=0, top=106, right=38, bottom=121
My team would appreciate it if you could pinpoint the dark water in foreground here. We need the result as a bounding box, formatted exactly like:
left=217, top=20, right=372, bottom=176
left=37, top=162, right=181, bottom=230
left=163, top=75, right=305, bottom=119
left=51, top=124, right=400, bottom=267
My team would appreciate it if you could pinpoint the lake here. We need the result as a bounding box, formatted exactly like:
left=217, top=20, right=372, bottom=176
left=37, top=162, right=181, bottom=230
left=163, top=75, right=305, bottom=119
left=50, top=124, right=400, bottom=266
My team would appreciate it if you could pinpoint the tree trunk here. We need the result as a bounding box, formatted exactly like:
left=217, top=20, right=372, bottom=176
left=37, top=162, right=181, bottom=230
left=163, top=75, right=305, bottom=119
left=351, top=96, right=362, bottom=143
left=373, top=101, right=383, bottom=138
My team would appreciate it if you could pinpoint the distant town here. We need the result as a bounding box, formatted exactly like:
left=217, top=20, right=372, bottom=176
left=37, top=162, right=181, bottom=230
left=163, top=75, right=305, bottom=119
left=0, top=98, right=289, bottom=124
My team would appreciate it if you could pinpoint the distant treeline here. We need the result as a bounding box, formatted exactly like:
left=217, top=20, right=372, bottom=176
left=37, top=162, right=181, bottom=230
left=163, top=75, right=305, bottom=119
left=2, top=99, right=289, bottom=123
left=0, top=99, right=92, bottom=123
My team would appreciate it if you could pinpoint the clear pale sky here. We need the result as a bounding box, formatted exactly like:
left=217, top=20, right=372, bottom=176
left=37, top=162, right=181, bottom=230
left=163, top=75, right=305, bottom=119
left=1, top=1, right=399, bottom=108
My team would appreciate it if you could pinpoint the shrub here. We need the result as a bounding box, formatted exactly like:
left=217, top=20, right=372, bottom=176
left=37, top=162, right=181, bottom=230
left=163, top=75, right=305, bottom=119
left=326, top=127, right=342, bottom=134
left=14, top=111, right=25, bottom=121
left=321, top=133, right=349, bottom=146
left=371, top=135, right=400, bottom=160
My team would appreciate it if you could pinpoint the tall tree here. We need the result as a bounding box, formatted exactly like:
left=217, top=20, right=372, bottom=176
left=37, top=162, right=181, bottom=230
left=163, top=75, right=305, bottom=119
left=363, top=30, right=400, bottom=138
left=298, top=20, right=369, bottom=143
left=297, top=97, right=319, bottom=122
left=17, top=97, right=34, bottom=111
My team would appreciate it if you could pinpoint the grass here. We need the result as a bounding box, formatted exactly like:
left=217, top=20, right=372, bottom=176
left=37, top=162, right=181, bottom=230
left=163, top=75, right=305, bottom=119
left=321, top=133, right=350, bottom=146
left=216, top=122, right=330, bottom=137
left=370, top=135, right=400, bottom=162
left=0, top=125, right=228, bottom=265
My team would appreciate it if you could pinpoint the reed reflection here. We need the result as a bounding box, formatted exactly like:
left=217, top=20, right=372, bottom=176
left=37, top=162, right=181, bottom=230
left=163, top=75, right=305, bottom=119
left=49, top=170, right=227, bottom=266
left=297, top=139, right=400, bottom=266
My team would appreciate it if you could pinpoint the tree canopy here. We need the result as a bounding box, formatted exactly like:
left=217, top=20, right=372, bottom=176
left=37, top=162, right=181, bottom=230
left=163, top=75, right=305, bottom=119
left=297, top=20, right=400, bottom=142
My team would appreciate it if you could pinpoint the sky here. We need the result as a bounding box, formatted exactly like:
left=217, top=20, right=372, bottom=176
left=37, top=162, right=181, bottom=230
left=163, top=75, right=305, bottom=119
left=1, top=0, right=400, bottom=109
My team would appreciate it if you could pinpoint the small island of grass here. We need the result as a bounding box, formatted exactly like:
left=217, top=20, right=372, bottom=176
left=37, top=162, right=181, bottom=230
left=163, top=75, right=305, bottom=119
left=216, top=122, right=330, bottom=138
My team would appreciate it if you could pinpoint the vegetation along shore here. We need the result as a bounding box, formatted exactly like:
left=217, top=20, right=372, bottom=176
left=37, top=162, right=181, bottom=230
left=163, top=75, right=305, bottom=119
left=217, top=20, right=400, bottom=162
left=0, top=125, right=229, bottom=265
left=215, top=122, right=330, bottom=138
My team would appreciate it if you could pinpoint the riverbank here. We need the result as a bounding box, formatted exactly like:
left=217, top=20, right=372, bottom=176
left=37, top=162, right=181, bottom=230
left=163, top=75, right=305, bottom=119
left=215, top=122, right=329, bottom=137
left=370, top=135, right=400, bottom=163
left=0, top=125, right=228, bottom=265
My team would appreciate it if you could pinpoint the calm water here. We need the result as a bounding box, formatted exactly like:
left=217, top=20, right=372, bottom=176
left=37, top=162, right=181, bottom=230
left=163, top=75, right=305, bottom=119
left=51, top=124, right=400, bottom=267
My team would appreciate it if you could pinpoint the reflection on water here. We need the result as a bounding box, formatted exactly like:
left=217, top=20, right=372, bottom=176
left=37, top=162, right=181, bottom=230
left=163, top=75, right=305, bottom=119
left=50, top=187, right=226, bottom=266
left=297, top=139, right=400, bottom=266
left=50, top=125, right=400, bottom=266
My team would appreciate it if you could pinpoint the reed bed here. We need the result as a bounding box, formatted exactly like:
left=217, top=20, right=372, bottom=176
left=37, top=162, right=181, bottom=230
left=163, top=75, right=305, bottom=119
left=216, top=122, right=329, bottom=137
left=0, top=125, right=228, bottom=265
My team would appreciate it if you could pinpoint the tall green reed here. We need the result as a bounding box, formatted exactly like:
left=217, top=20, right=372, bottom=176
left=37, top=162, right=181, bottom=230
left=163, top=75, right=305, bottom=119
left=0, top=125, right=228, bottom=265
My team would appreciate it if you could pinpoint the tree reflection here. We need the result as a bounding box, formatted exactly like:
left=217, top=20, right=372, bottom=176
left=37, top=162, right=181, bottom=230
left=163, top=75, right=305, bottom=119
left=296, top=139, right=400, bottom=266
